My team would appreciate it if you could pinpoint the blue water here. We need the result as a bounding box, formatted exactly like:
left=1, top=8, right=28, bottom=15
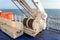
left=0, top=9, right=60, bottom=18
left=45, top=9, right=60, bottom=18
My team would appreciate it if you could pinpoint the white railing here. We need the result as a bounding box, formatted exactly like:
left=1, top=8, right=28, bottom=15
left=47, top=16, right=60, bottom=30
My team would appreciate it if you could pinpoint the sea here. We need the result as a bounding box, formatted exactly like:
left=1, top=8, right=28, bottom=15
left=0, top=9, right=60, bottom=18
left=0, top=9, right=60, bottom=30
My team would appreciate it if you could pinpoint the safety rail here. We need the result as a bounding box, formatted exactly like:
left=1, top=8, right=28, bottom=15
left=47, top=16, right=60, bottom=30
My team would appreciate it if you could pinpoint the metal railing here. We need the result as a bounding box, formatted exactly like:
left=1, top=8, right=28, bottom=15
left=47, top=16, right=60, bottom=30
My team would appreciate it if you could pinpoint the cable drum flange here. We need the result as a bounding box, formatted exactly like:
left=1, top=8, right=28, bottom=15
left=27, top=18, right=34, bottom=29
left=23, top=18, right=28, bottom=27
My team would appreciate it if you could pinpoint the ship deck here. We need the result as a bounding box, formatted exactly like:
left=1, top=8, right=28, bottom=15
left=0, top=28, right=60, bottom=40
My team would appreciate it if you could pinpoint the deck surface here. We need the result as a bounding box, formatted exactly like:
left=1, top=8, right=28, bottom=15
left=0, top=29, right=60, bottom=40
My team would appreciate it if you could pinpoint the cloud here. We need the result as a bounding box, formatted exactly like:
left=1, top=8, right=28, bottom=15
left=41, top=0, right=60, bottom=9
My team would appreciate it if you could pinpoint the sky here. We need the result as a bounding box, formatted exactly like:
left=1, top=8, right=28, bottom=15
left=0, top=0, right=60, bottom=9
